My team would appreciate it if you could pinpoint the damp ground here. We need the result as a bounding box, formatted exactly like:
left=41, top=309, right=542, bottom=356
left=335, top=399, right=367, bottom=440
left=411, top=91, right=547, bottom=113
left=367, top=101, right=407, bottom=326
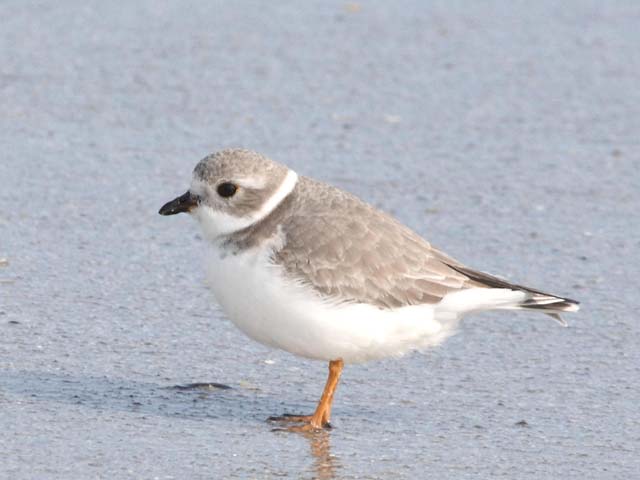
left=1, top=1, right=638, bottom=478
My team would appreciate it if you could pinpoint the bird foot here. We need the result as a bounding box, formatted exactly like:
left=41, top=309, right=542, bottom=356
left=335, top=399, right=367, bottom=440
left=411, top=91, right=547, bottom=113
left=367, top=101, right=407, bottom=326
left=272, top=423, right=330, bottom=433
left=267, top=414, right=331, bottom=431
left=268, top=413, right=313, bottom=423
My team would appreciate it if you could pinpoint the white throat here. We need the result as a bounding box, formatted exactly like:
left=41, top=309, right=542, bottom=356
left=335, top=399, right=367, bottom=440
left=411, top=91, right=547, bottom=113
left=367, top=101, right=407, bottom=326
left=193, top=169, right=298, bottom=240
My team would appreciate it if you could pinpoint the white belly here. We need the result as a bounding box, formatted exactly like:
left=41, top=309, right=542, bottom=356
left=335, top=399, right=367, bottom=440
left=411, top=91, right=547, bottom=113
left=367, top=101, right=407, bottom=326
left=205, top=244, right=460, bottom=363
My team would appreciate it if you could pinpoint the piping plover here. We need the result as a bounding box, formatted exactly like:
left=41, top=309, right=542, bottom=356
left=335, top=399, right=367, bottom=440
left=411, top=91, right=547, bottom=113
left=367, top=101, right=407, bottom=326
left=159, top=149, right=579, bottom=431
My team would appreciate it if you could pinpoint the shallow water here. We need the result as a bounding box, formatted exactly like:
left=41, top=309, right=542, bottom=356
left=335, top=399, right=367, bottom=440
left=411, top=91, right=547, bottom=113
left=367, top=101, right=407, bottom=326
left=1, top=1, right=639, bottom=478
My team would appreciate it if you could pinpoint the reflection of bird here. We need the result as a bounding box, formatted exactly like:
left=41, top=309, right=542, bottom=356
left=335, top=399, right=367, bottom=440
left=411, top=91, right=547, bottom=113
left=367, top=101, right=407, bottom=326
left=159, top=149, right=579, bottom=431
left=307, top=430, right=339, bottom=480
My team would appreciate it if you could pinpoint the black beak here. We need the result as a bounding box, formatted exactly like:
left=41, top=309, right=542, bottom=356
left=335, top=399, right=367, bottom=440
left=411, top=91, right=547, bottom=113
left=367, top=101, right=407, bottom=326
left=159, top=191, right=199, bottom=216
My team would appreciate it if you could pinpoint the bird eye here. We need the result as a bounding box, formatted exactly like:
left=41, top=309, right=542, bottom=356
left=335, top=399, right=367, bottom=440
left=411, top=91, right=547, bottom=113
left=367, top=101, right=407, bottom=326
left=217, top=182, right=238, bottom=198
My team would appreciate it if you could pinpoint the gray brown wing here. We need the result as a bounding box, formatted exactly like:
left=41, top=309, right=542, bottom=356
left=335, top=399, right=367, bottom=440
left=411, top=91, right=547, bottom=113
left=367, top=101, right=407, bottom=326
left=274, top=178, right=479, bottom=308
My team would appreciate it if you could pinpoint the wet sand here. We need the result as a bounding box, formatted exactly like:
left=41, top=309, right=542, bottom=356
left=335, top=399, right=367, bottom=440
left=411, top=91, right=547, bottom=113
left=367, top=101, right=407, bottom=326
left=1, top=1, right=638, bottom=478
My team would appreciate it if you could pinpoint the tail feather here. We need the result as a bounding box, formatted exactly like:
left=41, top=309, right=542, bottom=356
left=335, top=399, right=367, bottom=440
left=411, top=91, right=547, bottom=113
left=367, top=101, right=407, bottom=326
left=518, top=294, right=580, bottom=327
left=445, top=263, right=580, bottom=325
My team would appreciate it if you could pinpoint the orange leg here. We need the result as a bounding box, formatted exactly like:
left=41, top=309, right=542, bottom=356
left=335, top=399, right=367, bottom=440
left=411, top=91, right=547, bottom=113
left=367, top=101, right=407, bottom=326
left=269, top=359, right=344, bottom=431
left=312, top=359, right=344, bottom=427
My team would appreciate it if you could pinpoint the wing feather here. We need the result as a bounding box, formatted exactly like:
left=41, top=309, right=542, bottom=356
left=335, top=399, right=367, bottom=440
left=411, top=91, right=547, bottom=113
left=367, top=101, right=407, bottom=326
left=274, top=178, right=473, bottom=308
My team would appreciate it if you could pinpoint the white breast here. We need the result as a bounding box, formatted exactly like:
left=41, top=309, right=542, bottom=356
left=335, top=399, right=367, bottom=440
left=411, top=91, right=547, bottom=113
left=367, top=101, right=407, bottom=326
left=204, top=241, right=461, bottom=364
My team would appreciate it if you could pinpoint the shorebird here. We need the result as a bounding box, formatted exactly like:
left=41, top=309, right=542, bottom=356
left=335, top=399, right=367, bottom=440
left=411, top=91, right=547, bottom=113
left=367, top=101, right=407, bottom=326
left=159, top=149, right=579, bottom=431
